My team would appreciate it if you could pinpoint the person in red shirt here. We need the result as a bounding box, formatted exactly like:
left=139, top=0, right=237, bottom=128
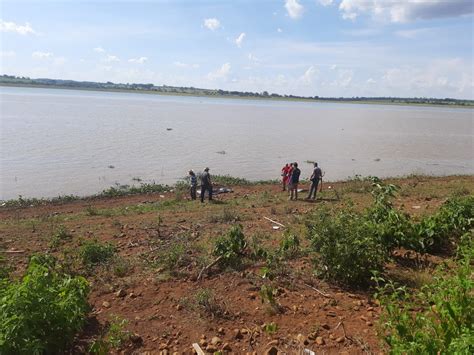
left=286, top=163, right=294, bottom=191
left=281, top=163, right=290, bottom=191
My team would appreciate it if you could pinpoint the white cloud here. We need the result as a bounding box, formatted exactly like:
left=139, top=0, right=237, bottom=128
left=174, top=61, right=199, bottom=69
left=0, top=50, right=16, bottom=58
left=330, top=64, right=338, bottom=70
left=128, top=57, right=148, bottom=64
left=0, top=20, right=36, bottom=35
left=332, top=69, right=353, bottom=88
left=235, top=32, right=246, bottom=48
left=247, top=53, right=260, bottom=63
left=32, top=51, right=53, bottom=59
left=367, top=78, right=376, bottom=84
left=277, top=28, right=283, bottom=33
left=203, top=18, right=221, bottom=31
left=318, top=0, right=334, bottom=6
left=285, top=0, right=304, bottom=19
left=94, top=47, right=106, bottom=53
left=208, top=62, right=231, bottom=80
left=104, top=55, right=120, bottom=63
left=300, top=65, right=319, bottom=84
left=339, top=0, right=473, bottom=23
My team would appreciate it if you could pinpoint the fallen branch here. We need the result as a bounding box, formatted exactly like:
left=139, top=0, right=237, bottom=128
left=197, top=255, right=223, bottom=281
left=192, top=343, right=205, bottom=355
left=2, top=250, right=25, bottom=254
left=304, top=283, right=331, bottom=298
left=263, top=216, right=285, bottom=228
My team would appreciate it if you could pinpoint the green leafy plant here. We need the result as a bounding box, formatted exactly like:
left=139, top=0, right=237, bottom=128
left=259, top=284, right=282, bottom=313
left=195, top=288, right=227, bottom=318
left=279, top=233, right=300, bottom=258
left=213, top=225, right=246, bottom=268
left=79, top=240, right=115, bottom=269
left=263, top=322, right=278, bottom=334
left=0, top=255, right=89, bottom=354
left=49, top=224, right=72, bottom=248
left=375, top=234, right=474, bottom=354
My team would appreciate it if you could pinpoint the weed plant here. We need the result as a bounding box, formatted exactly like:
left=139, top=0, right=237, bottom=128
left=213, top=224, right=246, bottom=268
left=0, top=255, right=89, bottom=354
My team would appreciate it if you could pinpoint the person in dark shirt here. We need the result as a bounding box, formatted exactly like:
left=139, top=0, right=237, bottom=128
left=288, top=162, right=301, bottom=200
left=306, top=162, right=322, bottom=200
left=200, top=167, right=213, bottom=203
left=189, top=170, right=197, bottom=200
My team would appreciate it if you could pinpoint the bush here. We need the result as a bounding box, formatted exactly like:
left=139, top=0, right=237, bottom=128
left=0, top=255, right=89, bottom=354
left=279, top=233, right=300, bottom=258
left=308, top=207, right=387, bottom=286
left=375, top=234, right=474, bottom=353
left=80, top=240, right=115, bottom=268
left=412, top=196, right=474, bottom=253
left=213, top=225, right=246, bottom=268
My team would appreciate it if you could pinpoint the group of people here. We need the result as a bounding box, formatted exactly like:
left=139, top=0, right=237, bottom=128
left=188, top=167, right=212, bottom=203
left=188, top=162, right=323, bottom=203
left=281, top=162, right=322, bottom=200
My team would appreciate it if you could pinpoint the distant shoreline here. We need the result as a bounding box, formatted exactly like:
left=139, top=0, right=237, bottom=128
left=1, top=83, right=472, bottom=109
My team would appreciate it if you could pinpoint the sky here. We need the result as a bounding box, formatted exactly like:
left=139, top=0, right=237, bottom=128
left=1, top=0, right=473, bottom=99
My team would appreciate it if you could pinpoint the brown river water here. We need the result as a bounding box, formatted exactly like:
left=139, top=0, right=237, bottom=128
left=1, top=86, right=473, bottom=200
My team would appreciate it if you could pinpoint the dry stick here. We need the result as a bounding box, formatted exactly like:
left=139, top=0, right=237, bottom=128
left=197, top=255, right=223, bottom=281
left=192, top=343, right=205, bottom=355
left=335, top=321, right=353, bottom=342
left=304, top=283, right=332, bottom=298
left=2, top=250, right=25, bottom=254
left=263, top=216, right=285, bottom=228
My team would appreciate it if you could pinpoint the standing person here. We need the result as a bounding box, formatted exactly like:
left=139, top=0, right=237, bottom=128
left=200, top=167, right=213, bottom=203
left=189, top=170, right=197, bottom=200
left=286, top=163, right=294, bottom=191
left=306, top=162, right=322, bottom=200
left=281, top=163, right=290, bottom=191
left=289, top=162, right=301, bottom=200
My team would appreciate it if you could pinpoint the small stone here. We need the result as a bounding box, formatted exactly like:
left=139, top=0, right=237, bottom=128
left=360, top=316, right=368, bottom=322
left=222, top=343, right=232, bottom=351
left=321, top=323, right=331, bottom=330
left=206, top=345, right=218, bottom=353
left=241, top=328, right=249, bottom=335
left=130, top=334, right=142, bottom=344
left=366, top=321, right=373, bottom=326
left=115, top=289, right=126, bottom=297
left=102, top=301, right=110, bottom=308
left=218, top=327, right=225, bottom=335
left=159, top=343, right=168, bottom=350
left=336, top=336, right=345, bottom=343
left=211, top=336, right=222, bottom=345
left=176, top=304, right=182, bottom=311
left=316, top=336, right=325, bottom=345
left=129, top=292, right=137, bottom=298
left=327, top=311, right=337, bottom=317
left=234, top=329, right=243, bottom=339
left=199, top=339, right=208, bottom=347
left=265, top=346, right=279, bottom=355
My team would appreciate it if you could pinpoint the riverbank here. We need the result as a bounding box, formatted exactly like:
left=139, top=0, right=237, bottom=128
left=2, top=83, right=473, bottom=108
left=1, top=175, right=472, bottom=353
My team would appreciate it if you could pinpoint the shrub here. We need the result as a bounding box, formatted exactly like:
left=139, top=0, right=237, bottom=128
left=308, top=207, right=387, bottom=286
left=412, top=196, right=474, bottom=253
left=279, top=233, right=300, bottom=258
left=0, top=255, right=89, bottom=354
left=80, top=240, right=115, bottom=268
left=375, top=234, right=474, bottom=353
left=213, top=225, right=246, bottom=268
left=50, top=224, right=72, bottom=248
